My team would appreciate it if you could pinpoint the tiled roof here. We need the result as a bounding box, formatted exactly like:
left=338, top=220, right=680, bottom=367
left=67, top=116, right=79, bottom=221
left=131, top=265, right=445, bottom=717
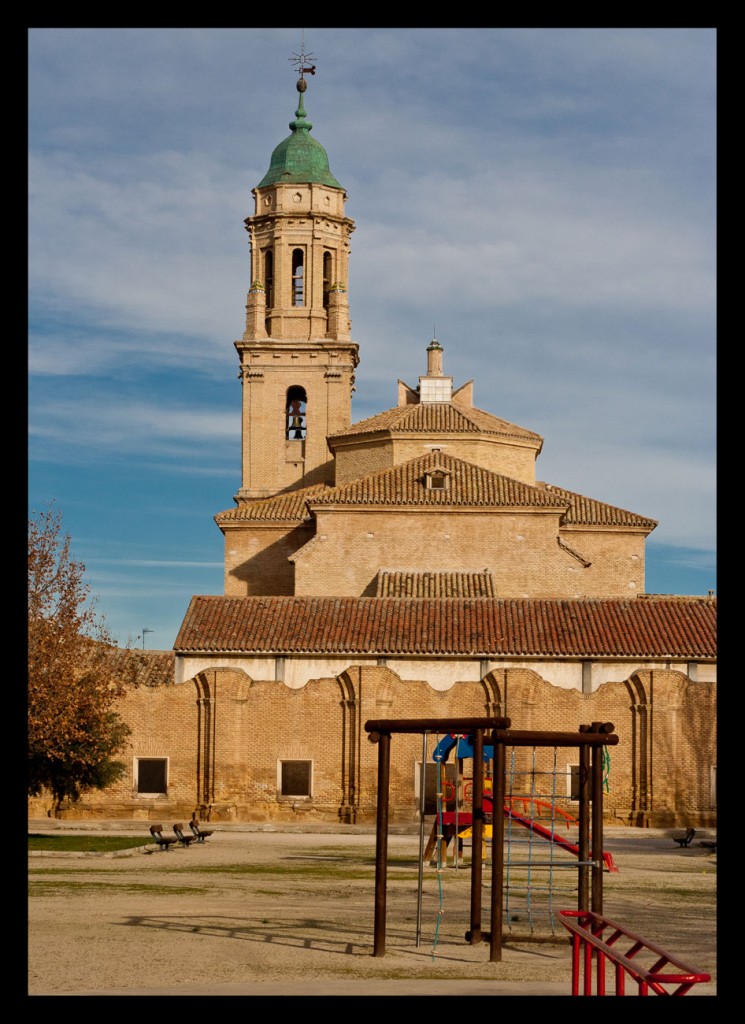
left=215, top=485, right=328, bottom=524
left=174, top=595, right=716, bottom=660
left=310, top=452, right=567, bottom=508
left=308, top=453, right=654, bottom=529
left=538, top=482, right=657, bottom=530
left=105, top=647, right=176, bottom=687
left=211, top=463, right=656, bottom=531
left=329, top=403, right=543, bottom=444
left=376, top=571, right=496, bottom=598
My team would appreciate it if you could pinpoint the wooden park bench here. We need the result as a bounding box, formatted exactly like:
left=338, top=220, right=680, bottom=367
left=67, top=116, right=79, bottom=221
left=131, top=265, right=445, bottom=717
left=189, top=819, right=214, bottom=842
left=172, top=823, right=198, bottom=848
left=149, top=824, right=178, bottom=851
left=673, top=827, right=696, bottom=847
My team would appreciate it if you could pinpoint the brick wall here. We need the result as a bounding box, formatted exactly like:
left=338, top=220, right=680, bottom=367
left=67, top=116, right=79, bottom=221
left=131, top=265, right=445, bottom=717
left=40, top=662, right=715, bottom=828
left=390, top=437, right=537, bottom=485
left=224, top=522, right=314, bottom=595
left=332, top=440, right=395, bottom=487
left=292, top=509, right=645, bottom=598
left=240, top=357, right=355, bottom=497
left=332, top=435, right=538, bottom=487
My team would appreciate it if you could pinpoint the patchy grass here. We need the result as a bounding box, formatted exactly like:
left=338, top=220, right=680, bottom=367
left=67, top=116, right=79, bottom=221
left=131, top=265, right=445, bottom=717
left=604, top=882, right=716, bottom=902
left=26, top=835, right=418, bottom=864
left=28, top=834, right=150, bottom=853
left=29, top=880, right=205, bottom=897
left=185, top=863, right=378, bottom=879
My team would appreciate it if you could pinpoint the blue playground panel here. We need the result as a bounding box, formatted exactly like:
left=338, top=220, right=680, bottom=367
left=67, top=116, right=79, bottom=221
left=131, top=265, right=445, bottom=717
left=432, top=733, right=494, bottom=763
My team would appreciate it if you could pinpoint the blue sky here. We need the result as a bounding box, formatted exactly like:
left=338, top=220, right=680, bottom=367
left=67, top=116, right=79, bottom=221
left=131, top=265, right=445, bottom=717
left=28, top=28, right=716, bottom=650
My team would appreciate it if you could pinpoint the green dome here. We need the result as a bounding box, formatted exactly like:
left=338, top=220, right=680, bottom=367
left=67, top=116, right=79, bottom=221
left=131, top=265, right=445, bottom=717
left=257, top=80, right=342, bottom=189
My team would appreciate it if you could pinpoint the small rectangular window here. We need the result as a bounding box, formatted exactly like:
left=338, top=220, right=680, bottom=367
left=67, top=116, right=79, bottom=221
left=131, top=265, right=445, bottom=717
left=566, top=764, right=580, bottom=801
left=415, top=762, right=457, bottom=815
left=279, top=760, right=312, bottom=798
left=136, top=758, right=167, bottom=796
left=425, top=471, right=447, bottom=490
left=582, top=661, right=593, bottom=693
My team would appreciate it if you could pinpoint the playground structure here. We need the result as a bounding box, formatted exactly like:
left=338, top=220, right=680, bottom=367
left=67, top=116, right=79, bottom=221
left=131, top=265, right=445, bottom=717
left=422, top=733, right=619, bottom=937
left=365, top=716, right=619, bottom=961
left=423, top=734, right=617, bottom=872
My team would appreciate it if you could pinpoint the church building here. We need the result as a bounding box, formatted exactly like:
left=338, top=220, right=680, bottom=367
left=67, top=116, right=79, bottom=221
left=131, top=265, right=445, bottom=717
left=34, top=69, right=716, bottom=828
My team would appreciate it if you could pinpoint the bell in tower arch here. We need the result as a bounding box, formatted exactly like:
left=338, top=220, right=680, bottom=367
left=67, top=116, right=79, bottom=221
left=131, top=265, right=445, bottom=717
left=286, top=387, right=307, bottom=440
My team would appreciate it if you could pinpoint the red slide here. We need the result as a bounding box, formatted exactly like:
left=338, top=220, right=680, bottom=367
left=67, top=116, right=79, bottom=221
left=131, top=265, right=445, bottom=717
left=505, top=807, right=618, bottom=872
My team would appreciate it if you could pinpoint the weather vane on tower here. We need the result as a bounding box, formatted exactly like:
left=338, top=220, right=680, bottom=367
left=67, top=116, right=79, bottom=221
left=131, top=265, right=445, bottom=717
left=289, top=34, right=316, bottom=83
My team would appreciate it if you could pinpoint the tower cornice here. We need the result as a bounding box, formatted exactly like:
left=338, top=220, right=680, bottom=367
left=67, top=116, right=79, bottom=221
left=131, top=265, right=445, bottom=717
left=246, top=210, right=356, bottom=230
left=235, top=337, right=359, bottom=366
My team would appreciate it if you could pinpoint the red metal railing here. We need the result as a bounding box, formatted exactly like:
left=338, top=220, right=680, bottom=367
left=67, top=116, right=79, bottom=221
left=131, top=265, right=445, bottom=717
left=559, top=910, right=711, bottom=996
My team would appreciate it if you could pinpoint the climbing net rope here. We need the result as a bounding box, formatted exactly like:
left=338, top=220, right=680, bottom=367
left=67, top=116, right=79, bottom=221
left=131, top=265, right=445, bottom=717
left=503, top=746, right=579, bottom=935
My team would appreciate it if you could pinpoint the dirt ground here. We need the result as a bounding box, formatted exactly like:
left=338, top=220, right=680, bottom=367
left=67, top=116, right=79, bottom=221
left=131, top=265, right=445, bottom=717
left=26, top=820, right=717, bottom=998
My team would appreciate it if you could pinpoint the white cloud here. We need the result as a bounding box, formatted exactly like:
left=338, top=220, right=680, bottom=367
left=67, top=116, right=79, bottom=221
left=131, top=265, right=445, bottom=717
left=29, top=394, right=239, bottom=455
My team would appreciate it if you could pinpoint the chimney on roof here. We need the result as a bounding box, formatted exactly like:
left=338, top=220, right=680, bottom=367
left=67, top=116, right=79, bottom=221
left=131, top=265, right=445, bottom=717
left=419, top=337, right=453, bottom=404
left=426, top=337, right=443, bottom=376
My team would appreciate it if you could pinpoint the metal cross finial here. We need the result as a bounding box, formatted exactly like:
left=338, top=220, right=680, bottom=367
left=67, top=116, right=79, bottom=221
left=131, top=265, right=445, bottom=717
left=289, top=35, right=316, bottom=80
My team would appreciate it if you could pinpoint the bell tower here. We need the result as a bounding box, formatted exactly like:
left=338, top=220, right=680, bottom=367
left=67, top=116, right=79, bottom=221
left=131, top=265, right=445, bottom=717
left=234, top=61, right=359, bottom=503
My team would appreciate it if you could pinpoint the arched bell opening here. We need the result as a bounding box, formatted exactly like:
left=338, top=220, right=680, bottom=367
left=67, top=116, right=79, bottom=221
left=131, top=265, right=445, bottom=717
left=286, top=385, right=307, bottom=440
